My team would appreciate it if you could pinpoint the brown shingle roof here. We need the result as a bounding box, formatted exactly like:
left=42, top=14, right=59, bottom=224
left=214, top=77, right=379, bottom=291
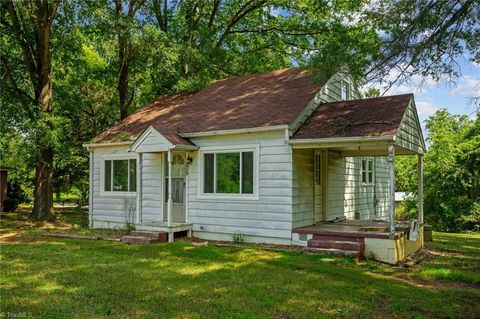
left=93, top=68, right=322, bottom=144
left=92, top=93, right=195, bottom=144
left=293, top=94, right=413, bottom=139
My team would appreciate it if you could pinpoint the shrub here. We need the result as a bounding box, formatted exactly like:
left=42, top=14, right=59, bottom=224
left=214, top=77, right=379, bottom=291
left=3, top=198, right=19, bottom=212
left=232, top=233, right=245, bottom=244
left=459, top=202, right=480, bottom=231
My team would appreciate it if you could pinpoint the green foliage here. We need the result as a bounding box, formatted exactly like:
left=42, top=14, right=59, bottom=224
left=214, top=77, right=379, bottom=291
left=398, top=109, right=480, bottom=231
left=232, top=233, right=246, bottom=244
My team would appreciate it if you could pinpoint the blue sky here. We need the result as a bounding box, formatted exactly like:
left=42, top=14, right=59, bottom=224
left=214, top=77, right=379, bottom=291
left=365, top=60, right=479, bottom=136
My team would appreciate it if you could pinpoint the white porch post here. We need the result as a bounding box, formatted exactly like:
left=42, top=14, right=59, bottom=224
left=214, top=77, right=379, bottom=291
left=388, top=145, right=396, bottom=239
left=167, top=150, right=173, bottom=242
left=418, top=154, right=424, bottom=224
left=136, top=153, right=142, bottom=225
left=167, top=149, right=173, bottom=226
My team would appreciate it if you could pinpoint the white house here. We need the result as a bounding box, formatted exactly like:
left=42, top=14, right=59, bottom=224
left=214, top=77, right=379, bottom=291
left=84, top=68, right=426, bottom=263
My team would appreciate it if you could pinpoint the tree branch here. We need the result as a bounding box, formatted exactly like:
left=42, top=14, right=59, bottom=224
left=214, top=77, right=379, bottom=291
left=208, top=0, right=221, bottom=28
left=2, top=0, right=38, bottom=88
left=215, top=0, right=267, bottom=48
left=0, top=55, right=35, bottom=109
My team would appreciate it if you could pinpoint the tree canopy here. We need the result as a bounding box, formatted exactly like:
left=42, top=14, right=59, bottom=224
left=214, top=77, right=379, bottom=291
left=1, top=0, right=478, bottom=225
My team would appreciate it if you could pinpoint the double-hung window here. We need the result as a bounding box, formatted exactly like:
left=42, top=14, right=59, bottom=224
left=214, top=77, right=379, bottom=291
left=201, top=147, right=256, bottom=196
left=104, top=158, right=137, bottom=193
left=361, top=158, right=374, bottom=184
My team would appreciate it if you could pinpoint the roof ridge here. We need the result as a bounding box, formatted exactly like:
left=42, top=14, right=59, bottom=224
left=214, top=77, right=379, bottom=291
left=210, top=67, right=299, bottom=84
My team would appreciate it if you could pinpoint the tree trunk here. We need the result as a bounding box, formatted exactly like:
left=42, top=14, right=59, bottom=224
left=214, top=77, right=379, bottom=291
left=31, top=148, right=54, bottom=220
left=30, top=1, right=55, bottom=220
left=118, top=34, right=129, bottom=120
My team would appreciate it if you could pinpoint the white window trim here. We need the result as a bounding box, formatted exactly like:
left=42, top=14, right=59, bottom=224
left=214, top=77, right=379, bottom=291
left=341, top=80, right=351, bottom=101
left=197, top=144, right=260, bottom=200
left=361, top=158, right=374, bottom=185
left=100, top=154, right=137, bottom=197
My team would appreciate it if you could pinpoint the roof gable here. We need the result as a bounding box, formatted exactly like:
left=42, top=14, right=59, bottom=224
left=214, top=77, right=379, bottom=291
left=395, top=99, right=426, bottom=153
left=293, top=94, right=420, bottom=141
left=129, top=126, right=198, bottom=153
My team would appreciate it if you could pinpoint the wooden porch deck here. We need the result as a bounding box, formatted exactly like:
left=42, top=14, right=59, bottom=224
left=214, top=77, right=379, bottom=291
left=293, top=219, right=407, bottom=240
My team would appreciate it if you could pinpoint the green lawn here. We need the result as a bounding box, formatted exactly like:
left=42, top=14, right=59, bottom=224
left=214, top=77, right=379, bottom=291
left=1, top=211, right=479, bottom=319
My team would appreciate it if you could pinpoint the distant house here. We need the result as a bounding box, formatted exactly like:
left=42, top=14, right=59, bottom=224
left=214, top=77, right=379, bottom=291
left=84, top=68, right=426, bottom=264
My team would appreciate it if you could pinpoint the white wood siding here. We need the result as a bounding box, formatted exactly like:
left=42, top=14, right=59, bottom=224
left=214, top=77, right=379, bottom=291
left=326, top=152, right=391, bottom=221
left=318, top=71, right=361, bottom=103
left=91, top=146, right=136, bottom=227
left=141, top=153, right=164, bottom=222
left=396, top=101, right=424, bottom=154
left=292, top=149, right=314, bottom=228
left=187, top=131, right=293, bottom=244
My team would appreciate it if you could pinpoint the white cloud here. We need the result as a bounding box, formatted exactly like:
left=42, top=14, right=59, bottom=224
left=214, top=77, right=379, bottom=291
left=415, top=98, right=438, bottom=117
left=363, top=65, right=437, bottom=96
left=449, top=76, right=480, bottom=97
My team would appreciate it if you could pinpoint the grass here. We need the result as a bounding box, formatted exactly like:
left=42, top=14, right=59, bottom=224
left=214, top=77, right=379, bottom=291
left=1, top=210, right=479, bottom=318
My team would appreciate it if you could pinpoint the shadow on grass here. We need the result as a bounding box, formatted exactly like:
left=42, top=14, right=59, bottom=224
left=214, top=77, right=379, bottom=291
left=2, top=237, right=480, bottom=319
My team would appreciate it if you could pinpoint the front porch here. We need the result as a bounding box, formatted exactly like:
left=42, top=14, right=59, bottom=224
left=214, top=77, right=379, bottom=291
left=288, top=96, right=426, bottom=263
left=293, top=219, right=423, bottom=264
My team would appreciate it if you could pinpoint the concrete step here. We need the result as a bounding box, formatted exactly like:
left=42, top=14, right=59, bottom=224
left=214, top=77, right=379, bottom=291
left=121, top=235, right=161, bottom=244
left=307, top=239, right=362, bottom=251
left=303, top=247, right=359, bottom=257
left=130, top=231, right=167, bottom=242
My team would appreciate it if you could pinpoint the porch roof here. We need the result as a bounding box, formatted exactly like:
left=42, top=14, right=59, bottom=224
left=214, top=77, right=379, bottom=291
left=290, top=94, right=425, bottom=155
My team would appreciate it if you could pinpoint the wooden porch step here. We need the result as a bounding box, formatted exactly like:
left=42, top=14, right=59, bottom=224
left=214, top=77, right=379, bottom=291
left=312, top=234, right=364, bottom=242
left=303, top=247, right=359, bottom=257
left=130, top=231, right=167, bottom=241
left=307, top=239, right=362, bottom=251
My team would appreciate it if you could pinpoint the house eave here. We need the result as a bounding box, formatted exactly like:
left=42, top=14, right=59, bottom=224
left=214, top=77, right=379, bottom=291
left=288, top=135, right=396, bottom=148
left=83, top=141, right=133, bottom=149
left=179, top=125, right=289, bottom=138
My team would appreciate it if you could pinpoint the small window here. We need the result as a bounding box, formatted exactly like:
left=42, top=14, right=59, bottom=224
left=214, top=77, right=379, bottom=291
left=202, top=151, right=254, bottom=195
left=361, top=158, right=374, bottom=184
left=341, top=81, right=350, bottom=100
left=104, top=159, right=137, bottom=192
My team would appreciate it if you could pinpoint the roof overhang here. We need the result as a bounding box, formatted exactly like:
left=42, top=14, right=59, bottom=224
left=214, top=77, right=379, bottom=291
left=179, top=125, right=289, bottom=138
left=83, top=141, right=133, bottom=149
left=289, top=135, right=423, bottom=156
left=129, top=126, right=198, bottom=153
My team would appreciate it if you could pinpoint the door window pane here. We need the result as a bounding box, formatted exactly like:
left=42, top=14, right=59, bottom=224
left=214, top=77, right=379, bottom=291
left=242, top=152, right=254, bottom=194
left=204, top=153, right=214, bottom=193
left=113, top=160, right=128, bottom=191
left=129, top=159, right=137, bottom=192
left=216, top=153, right=240, bottom=193
left=104, top=160, right=111, bottom=191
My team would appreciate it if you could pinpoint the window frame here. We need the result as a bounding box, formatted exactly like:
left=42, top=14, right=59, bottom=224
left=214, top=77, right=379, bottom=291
left=361, top=158, right=374, bottom=185
left=198, top=144, right=259, bottom=200
left=101, top=154, right=137, bottom=196
left=341, top=81, right=351, bottom=100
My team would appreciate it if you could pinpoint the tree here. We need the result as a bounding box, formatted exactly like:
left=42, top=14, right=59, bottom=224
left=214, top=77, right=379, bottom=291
left=1, top=0, right=61, bottom=220
left=399, top=109, right=480, bottom=231
left=366, top=0, right=480, bottom=89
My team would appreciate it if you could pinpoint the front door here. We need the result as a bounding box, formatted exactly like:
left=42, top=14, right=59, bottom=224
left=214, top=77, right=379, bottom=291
left=314, top=150, right=324, bottom=223
left=164, top=153, right=186, bottom=223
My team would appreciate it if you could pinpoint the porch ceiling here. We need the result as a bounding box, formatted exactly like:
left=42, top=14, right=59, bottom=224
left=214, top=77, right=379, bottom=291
left=289, top=137, right=421, bottom=156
